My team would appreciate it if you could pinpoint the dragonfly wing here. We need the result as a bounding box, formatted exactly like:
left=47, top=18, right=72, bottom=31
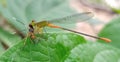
left=35, top=12, right=94, bottom=33
left=48, top=12, right=94, bottom=24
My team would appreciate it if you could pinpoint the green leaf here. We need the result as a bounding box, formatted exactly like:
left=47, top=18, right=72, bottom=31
left=0, top=27, right=21, bottom=47
left=98, top=16, right=120, bottom=49
left=65, top=42, right=120, bottom=62
left=0, top=33, right=86, bottom=62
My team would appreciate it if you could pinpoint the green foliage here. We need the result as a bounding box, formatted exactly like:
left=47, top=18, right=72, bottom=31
left=65, top=42, right=120, bottom=62
left=0, top=33, right=86, bottom=62
left=98, top=16, right=120, bottom=49
left=0, top=34, right=120, bottom=62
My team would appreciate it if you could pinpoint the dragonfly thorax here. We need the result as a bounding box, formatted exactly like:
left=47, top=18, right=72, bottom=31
left=34, top=21, right=49, bottom=28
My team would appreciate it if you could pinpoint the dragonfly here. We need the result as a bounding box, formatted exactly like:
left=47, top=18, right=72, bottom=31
left=16, top=12, right=111, bottom=45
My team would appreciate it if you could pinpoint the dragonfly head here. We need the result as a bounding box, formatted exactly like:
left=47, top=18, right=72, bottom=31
left=29, top=24, right=34, bottom=29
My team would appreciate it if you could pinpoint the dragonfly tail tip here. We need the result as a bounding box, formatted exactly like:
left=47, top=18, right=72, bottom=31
left=100, top=37, right=111, bottom=43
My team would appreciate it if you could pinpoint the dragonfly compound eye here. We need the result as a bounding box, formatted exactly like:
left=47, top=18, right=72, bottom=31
left=29, top=24, right=34, bottom=29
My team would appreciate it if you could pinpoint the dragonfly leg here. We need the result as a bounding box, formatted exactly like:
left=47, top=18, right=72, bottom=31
left=24, top=32, right=36, bottom=45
